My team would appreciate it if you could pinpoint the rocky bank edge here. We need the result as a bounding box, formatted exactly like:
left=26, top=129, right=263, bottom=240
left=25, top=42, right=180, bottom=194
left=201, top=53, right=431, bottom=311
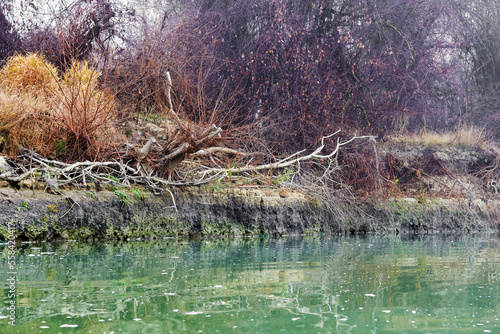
left=0, top=185, right=498, bottom=241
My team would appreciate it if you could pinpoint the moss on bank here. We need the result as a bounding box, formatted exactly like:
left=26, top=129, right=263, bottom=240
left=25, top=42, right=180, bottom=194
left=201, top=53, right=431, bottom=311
left=0, top=185, right=498, bottom=242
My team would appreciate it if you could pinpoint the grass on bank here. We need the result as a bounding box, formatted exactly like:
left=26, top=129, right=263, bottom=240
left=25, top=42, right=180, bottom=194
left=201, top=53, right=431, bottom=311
left=0, top=53, right=119, bottom=160
left=387, top=126, right=489, bottom=149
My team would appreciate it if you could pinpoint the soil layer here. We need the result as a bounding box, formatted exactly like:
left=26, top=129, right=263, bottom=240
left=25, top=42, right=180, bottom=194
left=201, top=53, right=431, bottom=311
left=0, top=185, right=498, bottom=241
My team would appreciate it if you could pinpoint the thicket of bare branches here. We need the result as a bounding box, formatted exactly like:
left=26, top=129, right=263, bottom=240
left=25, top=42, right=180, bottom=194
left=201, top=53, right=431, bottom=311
left=1, top=0, right=500, bottom=197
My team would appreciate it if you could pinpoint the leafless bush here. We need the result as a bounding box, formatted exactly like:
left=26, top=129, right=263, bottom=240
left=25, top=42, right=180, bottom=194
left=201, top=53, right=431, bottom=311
left=21, top=0, right=115, bottom=70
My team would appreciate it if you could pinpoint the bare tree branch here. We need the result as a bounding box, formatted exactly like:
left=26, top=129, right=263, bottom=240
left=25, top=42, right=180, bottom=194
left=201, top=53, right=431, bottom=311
left=201, top=131, right=375, bottom=175
left=190, top=147, right=243, bottom=157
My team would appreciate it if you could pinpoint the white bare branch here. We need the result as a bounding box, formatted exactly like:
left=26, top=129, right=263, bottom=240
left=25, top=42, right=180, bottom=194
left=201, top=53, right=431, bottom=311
left=190, top=147, right=243, bottom=157
left=201, top=131, right=375, bottom=175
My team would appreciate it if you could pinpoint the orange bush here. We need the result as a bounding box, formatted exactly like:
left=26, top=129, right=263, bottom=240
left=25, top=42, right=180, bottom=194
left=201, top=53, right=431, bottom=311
left=0, top=53, right=59, bottom=96
left=0, top=54, right=120, bottom=160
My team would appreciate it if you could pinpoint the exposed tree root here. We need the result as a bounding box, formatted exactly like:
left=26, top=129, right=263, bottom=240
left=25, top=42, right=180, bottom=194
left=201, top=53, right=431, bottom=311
left=0, top=132, right=377, bottom=201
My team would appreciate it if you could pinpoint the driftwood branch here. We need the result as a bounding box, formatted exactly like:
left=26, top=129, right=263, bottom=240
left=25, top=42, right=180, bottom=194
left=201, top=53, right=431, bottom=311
left=0, top=149, right=179, bottom=209
left=156, top=123, right=223, bottom=167
left=201, top=131, right=376, bottom=174
left=164, top=70, right=187, bottom=133
left=194, top=124, right=222, bottom=144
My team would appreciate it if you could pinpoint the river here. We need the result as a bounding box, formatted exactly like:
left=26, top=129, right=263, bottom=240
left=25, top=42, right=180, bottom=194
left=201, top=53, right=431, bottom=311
left=1, top=234, right=499, bottom=333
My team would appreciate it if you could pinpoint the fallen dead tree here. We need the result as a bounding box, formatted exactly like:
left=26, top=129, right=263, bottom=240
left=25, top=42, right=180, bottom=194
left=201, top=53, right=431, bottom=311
left=0, top=130, right=378, bottom=194
left=125, top=71, right=245, bottom=178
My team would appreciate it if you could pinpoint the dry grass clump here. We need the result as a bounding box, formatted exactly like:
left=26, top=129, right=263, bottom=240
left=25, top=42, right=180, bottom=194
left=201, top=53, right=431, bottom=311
left=388, top=126, right=489, bottom=149
left=0, top=53, right=59, bottom=96
left=0, top=54, right=120, bottom=160
left=0, top=54, right=59, bottom=156
left=0, top=90, right=56, bottom=155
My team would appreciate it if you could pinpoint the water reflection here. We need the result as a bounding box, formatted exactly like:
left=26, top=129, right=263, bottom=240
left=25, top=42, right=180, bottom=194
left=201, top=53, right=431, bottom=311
left=0, top=234, right=499, bottom=333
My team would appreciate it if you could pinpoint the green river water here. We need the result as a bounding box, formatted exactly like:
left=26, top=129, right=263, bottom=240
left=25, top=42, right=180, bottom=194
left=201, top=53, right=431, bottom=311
left=1, top=234, right=499, bottom=333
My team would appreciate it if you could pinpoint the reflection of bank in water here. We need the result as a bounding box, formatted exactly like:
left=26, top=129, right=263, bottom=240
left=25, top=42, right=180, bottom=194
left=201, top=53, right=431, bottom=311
left=1, top=235, right=498, bottom=333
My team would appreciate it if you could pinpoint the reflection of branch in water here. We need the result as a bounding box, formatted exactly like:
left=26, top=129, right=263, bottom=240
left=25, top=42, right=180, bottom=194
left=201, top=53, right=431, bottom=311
left=253, top=282, right=356, bottom=333
left=110, top=297, right=132, bottom=320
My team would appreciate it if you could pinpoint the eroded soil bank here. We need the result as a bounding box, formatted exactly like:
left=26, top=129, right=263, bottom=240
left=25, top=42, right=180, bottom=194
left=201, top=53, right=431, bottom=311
left=0, top=185, right=498, bottom=242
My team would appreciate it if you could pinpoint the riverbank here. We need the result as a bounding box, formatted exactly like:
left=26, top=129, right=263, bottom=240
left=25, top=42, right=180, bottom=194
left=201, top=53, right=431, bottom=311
left=0, top=184, right=498, bottom=242
left=2, top=132, right=500, bottom=241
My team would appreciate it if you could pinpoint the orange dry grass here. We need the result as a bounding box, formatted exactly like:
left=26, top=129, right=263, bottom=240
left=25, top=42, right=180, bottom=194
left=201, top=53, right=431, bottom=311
left=0, top=53, right=59, bottom=96
left=0, top=55, right=120, bottom=160
left=0, top=54, right=60, bottom=156
left=0, top=90, right=58, bottom=156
